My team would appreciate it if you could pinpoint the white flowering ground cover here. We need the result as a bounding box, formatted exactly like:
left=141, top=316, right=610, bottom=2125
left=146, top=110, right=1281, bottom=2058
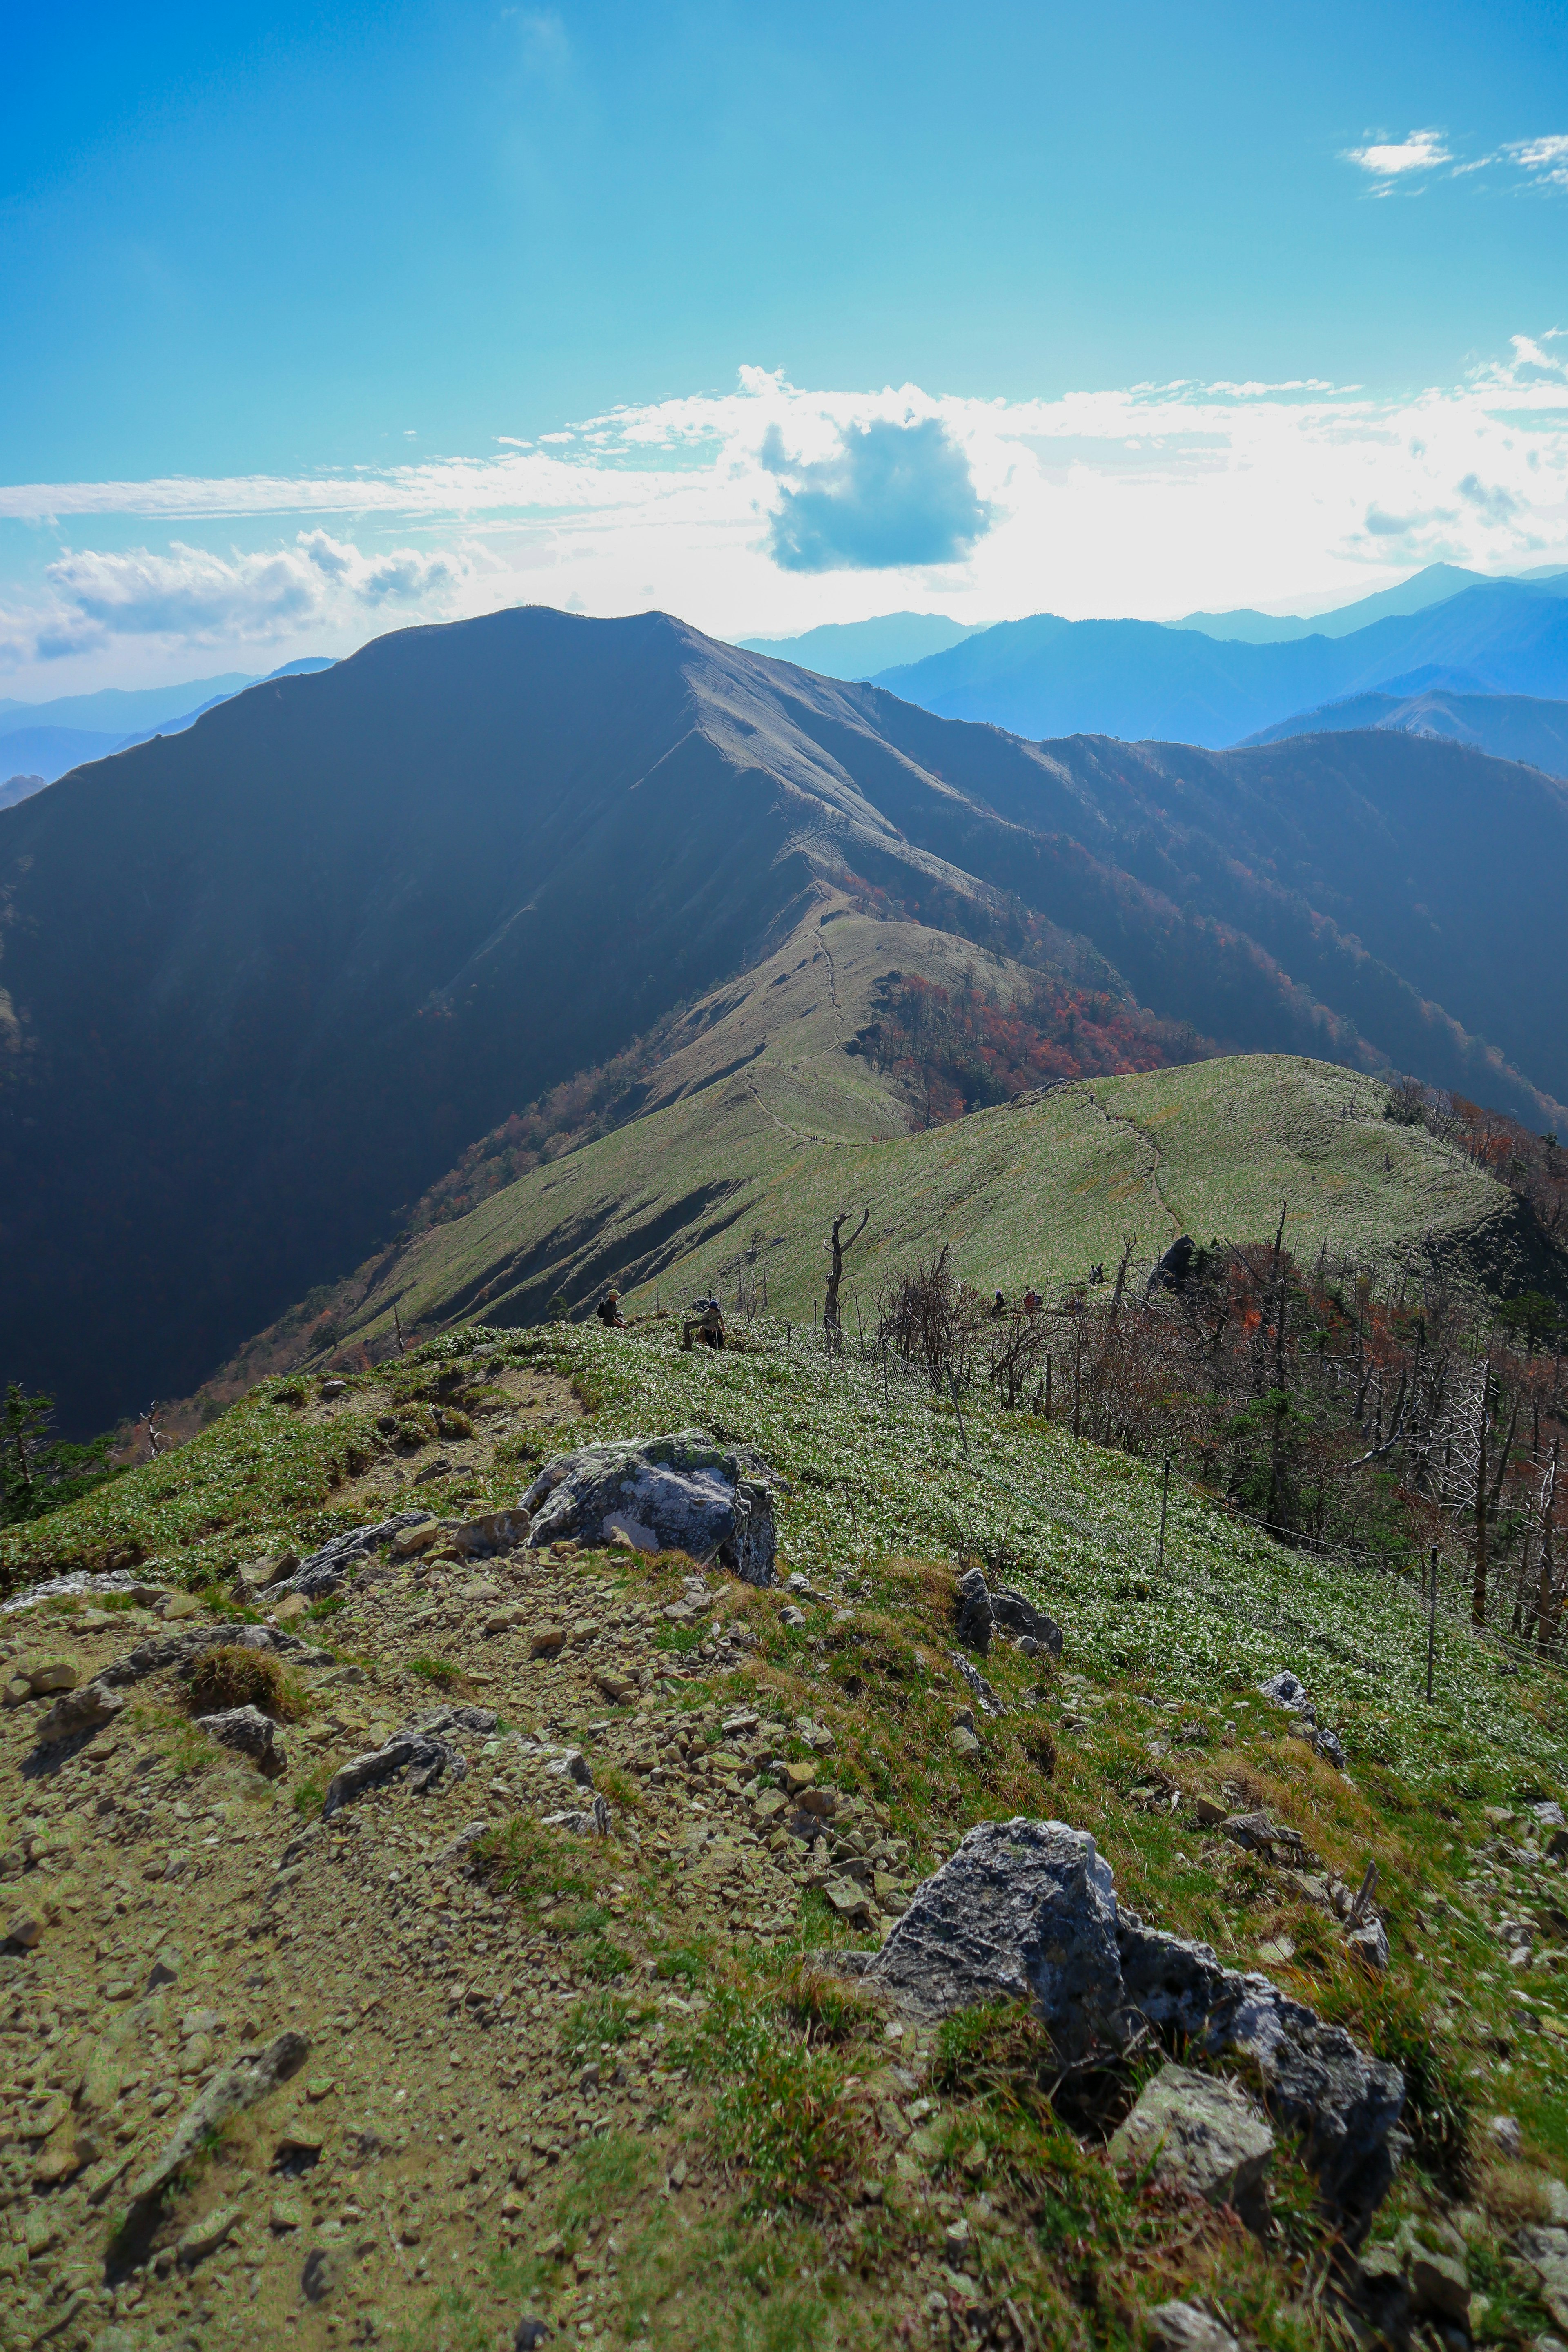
left=521, top=1316, right=1568, bottom=1803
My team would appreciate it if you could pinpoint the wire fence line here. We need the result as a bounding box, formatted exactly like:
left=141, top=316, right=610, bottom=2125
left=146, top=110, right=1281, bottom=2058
left=740, top=1309, right=1567, bottom=1704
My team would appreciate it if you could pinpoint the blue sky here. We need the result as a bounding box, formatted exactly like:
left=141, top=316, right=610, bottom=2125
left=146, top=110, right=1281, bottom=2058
left=3, top=0, right=1566, bottom=691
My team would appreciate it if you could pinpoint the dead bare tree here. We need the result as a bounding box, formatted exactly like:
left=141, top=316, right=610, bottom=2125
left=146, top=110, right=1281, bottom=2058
left=823, top=1207, right=869, bottom=1332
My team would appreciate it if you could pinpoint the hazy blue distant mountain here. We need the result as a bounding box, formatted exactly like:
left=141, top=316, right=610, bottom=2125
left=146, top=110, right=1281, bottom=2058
left=736, top=612, right=979, bottom=677
left=1173, top=563, right=1514, bottom=644
left=0, top=673, right=255, bottom=740
left=1243, top=686, right=1568, bottom=778
left=0, top=727, right=128, bottom=787
left=874, top=577, right=1568, bottom=747
left=0, top=659, right=338, bottom=788
left=0, top=773, right=46, bottom=813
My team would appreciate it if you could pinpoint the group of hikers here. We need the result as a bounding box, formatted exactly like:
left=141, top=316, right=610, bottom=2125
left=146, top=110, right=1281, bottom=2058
left=990, top=1287, right=1044, bottom=1317
left=594, top=1285, right=727, bottom=1349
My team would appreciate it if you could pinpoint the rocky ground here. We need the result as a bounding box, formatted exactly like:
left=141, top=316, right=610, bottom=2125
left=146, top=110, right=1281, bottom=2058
left=3, top=1326, right=1568, bottom=2352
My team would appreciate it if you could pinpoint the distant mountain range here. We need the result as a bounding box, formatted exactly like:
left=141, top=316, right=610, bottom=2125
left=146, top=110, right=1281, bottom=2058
left=735, top=610, right=980, bottom=677
left=0, top=659, right=334, bottom=791
left=3, top=604, right=1566, bottom=1429
left=1243, top=684, right=1568, bottom=777
left=871, top=573, right=1568, bottom=746
left=1173, top=561, right=1568, bottom=644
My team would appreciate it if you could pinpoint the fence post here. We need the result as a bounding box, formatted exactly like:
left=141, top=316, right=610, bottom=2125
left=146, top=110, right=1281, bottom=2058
left=949, top=1371, right=970, bottom=1455
left=1426, top=1546, right=1439, bottom=1704
left=1157, top=1457, right=1171, bottom=1578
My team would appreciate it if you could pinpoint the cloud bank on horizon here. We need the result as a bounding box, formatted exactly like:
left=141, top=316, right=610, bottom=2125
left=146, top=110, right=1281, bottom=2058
left=3, top=336, right=1567, bottom=692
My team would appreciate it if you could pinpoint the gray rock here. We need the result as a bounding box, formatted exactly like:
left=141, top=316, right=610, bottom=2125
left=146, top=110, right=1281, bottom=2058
left=1144, top=2302, right=1239, bottom=2352
left=1108, top=2061, right=1274, bottom=2212
left=991, top=1586, right=1064, bottom=1654
left=860, top=1819, right=1124, bottom=2058
left=280, top=1511, right=433, bottom=1601
left=194, top=1704, right=287, bottom=1779
left=1518, top=2227, right=1568, bottom=2332
left=1258, top=1668, right=1315, bottom=1721
left=1408, top=2241, right=1469, bottom=2322
left=1533, top=1800, right=1566, bottom=1829
left=522, top=1430, right=777, bottom=1585
left=846, top=1815, right=1405, bottom=2234
left=954, top=1567, right=994, bottom=1654
left=120, top=2031, right=308, bottom=2219
left=1347, top=1915, right=1390, bottom=1972
left=322, top=1732, right=463, bottom=1816
left=35, top=1678, right=125, bottom=1744
left=950, top=1650, right=1004, bottom=1717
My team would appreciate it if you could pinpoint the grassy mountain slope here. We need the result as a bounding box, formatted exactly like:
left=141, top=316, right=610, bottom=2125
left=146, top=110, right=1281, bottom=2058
left=299, top=919, right=1550, bottom=1360
left=875, top=577, right=1568, bottom=747
left=2, top=1316, right=1566, bottom=2352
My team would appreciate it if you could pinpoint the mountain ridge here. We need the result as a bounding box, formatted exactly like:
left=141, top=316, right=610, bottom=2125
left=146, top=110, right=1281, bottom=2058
left=4, top=603, right=1565, bottom=1432
left=873, top=575, right=1568, bottom=746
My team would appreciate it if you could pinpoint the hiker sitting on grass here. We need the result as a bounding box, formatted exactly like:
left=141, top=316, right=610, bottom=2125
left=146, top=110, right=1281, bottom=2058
left=990, top=1290, right=1007, bottom=1318
left=596, top=1288, right=627, bottom=1329
left=682, top=1296, right=726, bottom=1350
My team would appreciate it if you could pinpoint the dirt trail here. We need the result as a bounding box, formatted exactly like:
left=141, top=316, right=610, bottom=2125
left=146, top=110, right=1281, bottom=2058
left=1078, top=1086, right=1183, bottom=1240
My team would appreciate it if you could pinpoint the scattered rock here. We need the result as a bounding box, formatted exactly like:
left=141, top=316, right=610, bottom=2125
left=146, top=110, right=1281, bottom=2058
left=176, top=2203, right=242, bottom=2265
left=1517, top=2227, right=1568, bottom=2332
left=27, top=1660, right=80, bottom=1694
left=280, top=1510, right=434, bottom=1599
left=521, top=1430, right=777, bottom=1585
left=950, top=1650, right=1004, bottom=1717
left=194, top=1704, right=288, bottom=1778
left=1144, top=2302, right=1240, bottom=2352
left=954, top=1567, right=994, bottom=1654
left=849, top=1814, right=1405, bottom=2233
left=1109, top=2061, right=1274, bottom=2215
left=34, top=1678, right=125, bottom=1743
left=273, top=1592, right=310, bottom=1626
left=120, top=2030, right=309, bottom=2220
left=5, top=1907, right=45, bottom=1950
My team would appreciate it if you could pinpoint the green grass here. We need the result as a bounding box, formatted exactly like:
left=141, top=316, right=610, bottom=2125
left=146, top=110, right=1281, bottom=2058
left=316, top=1011, right=1523, bottom=1353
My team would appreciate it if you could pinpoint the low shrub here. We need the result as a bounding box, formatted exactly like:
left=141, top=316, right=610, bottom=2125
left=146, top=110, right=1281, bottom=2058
left=187, top=1644, right=305, bottom=1722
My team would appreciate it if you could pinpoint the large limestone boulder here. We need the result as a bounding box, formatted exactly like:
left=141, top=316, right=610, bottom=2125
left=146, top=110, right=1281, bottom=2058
left=860, top=1820, right=1123, bottom=2059
left=521, top=1430, right=777, bottom=1586
left=845, top=1814, right=1405, bottom=2236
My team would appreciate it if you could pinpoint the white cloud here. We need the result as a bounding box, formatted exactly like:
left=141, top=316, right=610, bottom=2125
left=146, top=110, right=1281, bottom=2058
left=1506, top=133, right=1568, bottom=189
left=1344, top=129, right=1452, bottom=187
left=7, top=532, right=470, bottom=668
left=1, top=341, right=1566, bottom=687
